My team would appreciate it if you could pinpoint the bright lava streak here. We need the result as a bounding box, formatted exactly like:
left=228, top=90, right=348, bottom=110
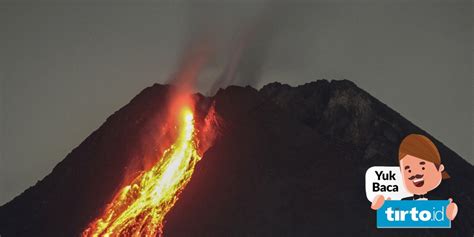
left=83, top=107, right=200, bottom=237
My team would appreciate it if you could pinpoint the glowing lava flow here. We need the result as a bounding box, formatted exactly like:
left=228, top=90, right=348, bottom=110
left=83, top=107, right=201, bottom=237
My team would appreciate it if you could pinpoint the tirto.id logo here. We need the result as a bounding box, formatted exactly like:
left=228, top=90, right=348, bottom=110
left=377, top=200, right=451, bottom=228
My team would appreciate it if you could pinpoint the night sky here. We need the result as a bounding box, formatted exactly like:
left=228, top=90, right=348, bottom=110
left=0, top=0, right=471, bottom=205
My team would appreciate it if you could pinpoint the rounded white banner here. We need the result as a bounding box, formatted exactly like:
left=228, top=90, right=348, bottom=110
left=365, top=166, right=412, bottom=201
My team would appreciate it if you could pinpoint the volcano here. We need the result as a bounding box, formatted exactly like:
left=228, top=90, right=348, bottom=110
left=0, top=80, right=473, bottom=237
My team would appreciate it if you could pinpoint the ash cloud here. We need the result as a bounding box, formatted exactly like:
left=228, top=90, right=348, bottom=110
left=175, top=1, right=293, bottom=95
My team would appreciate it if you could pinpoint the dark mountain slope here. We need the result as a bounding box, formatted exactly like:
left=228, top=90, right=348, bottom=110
left=260, top=80, right=474, bottom=236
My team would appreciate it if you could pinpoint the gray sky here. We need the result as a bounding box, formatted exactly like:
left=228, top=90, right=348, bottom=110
left=0, top=1, right=472, bottom=205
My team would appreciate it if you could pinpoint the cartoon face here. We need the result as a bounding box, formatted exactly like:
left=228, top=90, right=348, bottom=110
left=399, top=155, right=444, bottom=195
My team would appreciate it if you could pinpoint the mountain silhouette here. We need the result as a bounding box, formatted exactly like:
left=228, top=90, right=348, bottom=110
left=0, top=80, right=472, bottom=236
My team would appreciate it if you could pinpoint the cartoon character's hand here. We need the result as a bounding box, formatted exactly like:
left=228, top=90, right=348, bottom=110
left=371, top=195, right=388, bottom=210
left=446, top=198, right=458, bottom=220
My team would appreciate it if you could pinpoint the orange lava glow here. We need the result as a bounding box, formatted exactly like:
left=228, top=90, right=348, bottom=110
left=83, top=106, right=201, bottom=237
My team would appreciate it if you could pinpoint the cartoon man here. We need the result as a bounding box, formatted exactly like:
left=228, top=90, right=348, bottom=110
left=371, top=134, right=458, bottom=220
